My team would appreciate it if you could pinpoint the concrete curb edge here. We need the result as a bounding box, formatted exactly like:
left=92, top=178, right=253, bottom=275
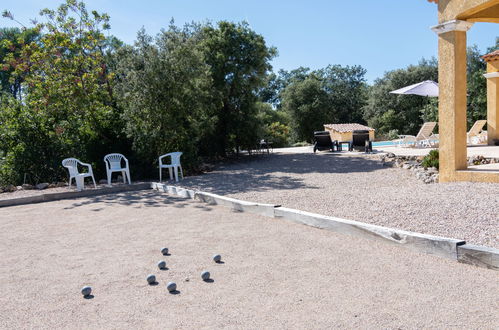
left=154, top=183, right=498, bottom=271
left=151, top=182, right=278, bottom=217
left=0, top=183, right=151, bottom=208
left=457, top=244, right=499, bottom=270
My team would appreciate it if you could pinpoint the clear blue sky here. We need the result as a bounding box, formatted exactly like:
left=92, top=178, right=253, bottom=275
left=2, top=0, right=498, bottom=83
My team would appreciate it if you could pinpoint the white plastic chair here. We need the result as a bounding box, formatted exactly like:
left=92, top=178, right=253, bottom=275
left=104, top=153, right=131, bottom=185
left=61, top=158, right=97, bottom=190
left=159, top=152, right=183, bottom=182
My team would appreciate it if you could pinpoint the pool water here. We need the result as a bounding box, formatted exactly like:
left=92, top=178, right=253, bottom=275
left=337, top=141, right=395, bottom=148
left=372, top=141, right=395, bottom=147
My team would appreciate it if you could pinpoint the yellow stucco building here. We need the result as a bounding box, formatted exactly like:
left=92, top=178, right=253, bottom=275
left=428, top=0, right=499, bottom=183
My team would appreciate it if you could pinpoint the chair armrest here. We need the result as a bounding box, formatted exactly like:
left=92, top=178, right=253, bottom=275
left=159, top=153, right=172, bottom=165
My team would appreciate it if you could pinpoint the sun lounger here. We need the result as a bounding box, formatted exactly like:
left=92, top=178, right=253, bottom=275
left=393, top=122, right=437, bottom=148
left=467, top=120, right=487, bottom=145
left=313, top=131, right=336, bottom=153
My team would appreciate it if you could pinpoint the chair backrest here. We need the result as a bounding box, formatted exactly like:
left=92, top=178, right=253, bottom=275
left=62, top=158, right=80, bottom=177
left=169, top=152, right=182, bottom=165
left=314, top=131, right=332, bottom=147
left=104, top=153, right=127, bottom=170
left=415, top=122, right=436, bottom=140
left=468, top=120, right=487, bottom=136
left=352, top=130, right=370, bottom=147
left=160, top=152, right=182, bottom=166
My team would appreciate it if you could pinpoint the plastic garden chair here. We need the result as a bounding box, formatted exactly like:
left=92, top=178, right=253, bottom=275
left=104, top=153, right=131, bottom=185
left=61, top=158, right=97, bottom=191
left=159, top=152, right=183, bottom=182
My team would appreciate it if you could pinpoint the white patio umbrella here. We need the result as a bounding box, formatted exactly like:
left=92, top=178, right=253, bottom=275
left=390, top=80, right=439, bottom=97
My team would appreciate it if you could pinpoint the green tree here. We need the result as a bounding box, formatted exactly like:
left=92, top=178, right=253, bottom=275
left=0, top=26, right=39, bottom=99
left=259, top=67, right=310, bottom=109
left=113, top=24, right=214, bottom=172
left=1, top=0, right=122, bottom=183
left=466, top=44, right=495, bottom=127
left=281, top=74, right=330, bottom=142
left=318, top=64, right=367, bottom=124
left=200, top=21, right=277, bottom=155
left=363, top=58, right=438, bottom=136
left=281, top=65, right=367, bottom=142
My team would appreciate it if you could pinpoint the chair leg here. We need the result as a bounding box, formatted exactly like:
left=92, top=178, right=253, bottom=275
left=91, top=175, right=96, bottom=188
left=179, top=166, right=183, bottom=180
left=107, top=171, right=111, bottom=186
left=122, top=171, right=126, bottom=183
left=126, top=169, right=131, bottom=184
left=174, top=167, right=179, bottom=182
left=159, top=168, right=162, bottom=182
left=168, top=168, right=173, bottom=181
left=68, top=177, right=72, bottom=189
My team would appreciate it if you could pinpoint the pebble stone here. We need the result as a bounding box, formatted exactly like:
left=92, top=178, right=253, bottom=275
left=146, top=274, right=156, bottom=284
left=157, top=260, right=167, bottom=270
left=81, top=286, right=92, bottom=297
left=166, top=282, right=177, bottom=292
left=161, top=247, right=169, bottom=255
left=201, top=271, right=210, bottom=281
left=213, top=254, right=222, bottom=263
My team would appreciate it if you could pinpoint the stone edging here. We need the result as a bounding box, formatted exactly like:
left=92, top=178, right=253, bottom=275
left=152, top=183, right=498, bottom=271
left=0, top=183, right=151, bottom=208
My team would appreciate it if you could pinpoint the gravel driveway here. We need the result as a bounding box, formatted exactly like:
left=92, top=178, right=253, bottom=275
left=180, top=152, right=499, bottom=248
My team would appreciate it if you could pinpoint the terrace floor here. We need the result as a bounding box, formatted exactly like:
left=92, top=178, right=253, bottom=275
left=376, top=144, right=499, bottom=158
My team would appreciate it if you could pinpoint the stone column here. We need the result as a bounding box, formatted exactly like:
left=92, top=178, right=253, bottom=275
left=431, top=20, right=473, bottom=182
left=483, top=58, right=499, bottom=145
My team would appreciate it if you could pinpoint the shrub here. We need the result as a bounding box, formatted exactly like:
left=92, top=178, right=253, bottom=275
left=265, top=122, right=290, bottom=148
left=421, top=149, right=439, bottom=170
left=292, top=141, right=311, bottom=147
left=387, top=129, right=399, bottom=140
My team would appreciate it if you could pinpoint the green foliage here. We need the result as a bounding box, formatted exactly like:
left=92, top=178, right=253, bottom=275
left=386, top=129, right=399, bottom=141
left=421, top=149, right=439, bottom=170
left=466, top=45, right=488, bottom=127
left=113, top=24, right=214, bottom=172
left=281, top=65, right=367, bottom=142
left=281, top=74, right=328, bottom=142
left=200, top=21, right=277, bottom=155
left=0, top=27, right=39, bottom=99
left=292, top=141, right=311, bottom=147
left=265, top=122, right=290, bottom=148
left=0, top=0, right=125, bottom=183
left=363, top=58, right=438, bottom=136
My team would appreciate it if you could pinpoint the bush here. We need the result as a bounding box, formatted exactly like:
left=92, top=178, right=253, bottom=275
left=387, top=129, right=399, bottom=141
left=421, top=149, right=439, bottom=170
left=264, top=122, right=290, bottom=148
left=292, top=141, right=311, bottom=147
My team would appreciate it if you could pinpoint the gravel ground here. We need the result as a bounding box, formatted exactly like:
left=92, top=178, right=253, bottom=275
left=0, top=191, right=497, bottom=329
left=180, top=152, right=499, bottom=248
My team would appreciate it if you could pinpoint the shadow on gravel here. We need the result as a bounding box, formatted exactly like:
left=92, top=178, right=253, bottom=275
left=63, top=190, right=197, bottom=210
left=180, top=152, right=387, bottom=194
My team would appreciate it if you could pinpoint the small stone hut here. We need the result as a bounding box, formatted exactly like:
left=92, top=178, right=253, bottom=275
left=323, top=123, right=375, bottom=142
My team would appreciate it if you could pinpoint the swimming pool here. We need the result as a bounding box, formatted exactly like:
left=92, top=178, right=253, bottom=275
left=336, top=141, right=396, bottom=149
left=372, top=141, right=396, bottom=147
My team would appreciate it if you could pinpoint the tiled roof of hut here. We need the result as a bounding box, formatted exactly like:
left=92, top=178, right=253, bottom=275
left=482, top=50, right=499, bottom=62
left=323, top=123, right=374, bottom=132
